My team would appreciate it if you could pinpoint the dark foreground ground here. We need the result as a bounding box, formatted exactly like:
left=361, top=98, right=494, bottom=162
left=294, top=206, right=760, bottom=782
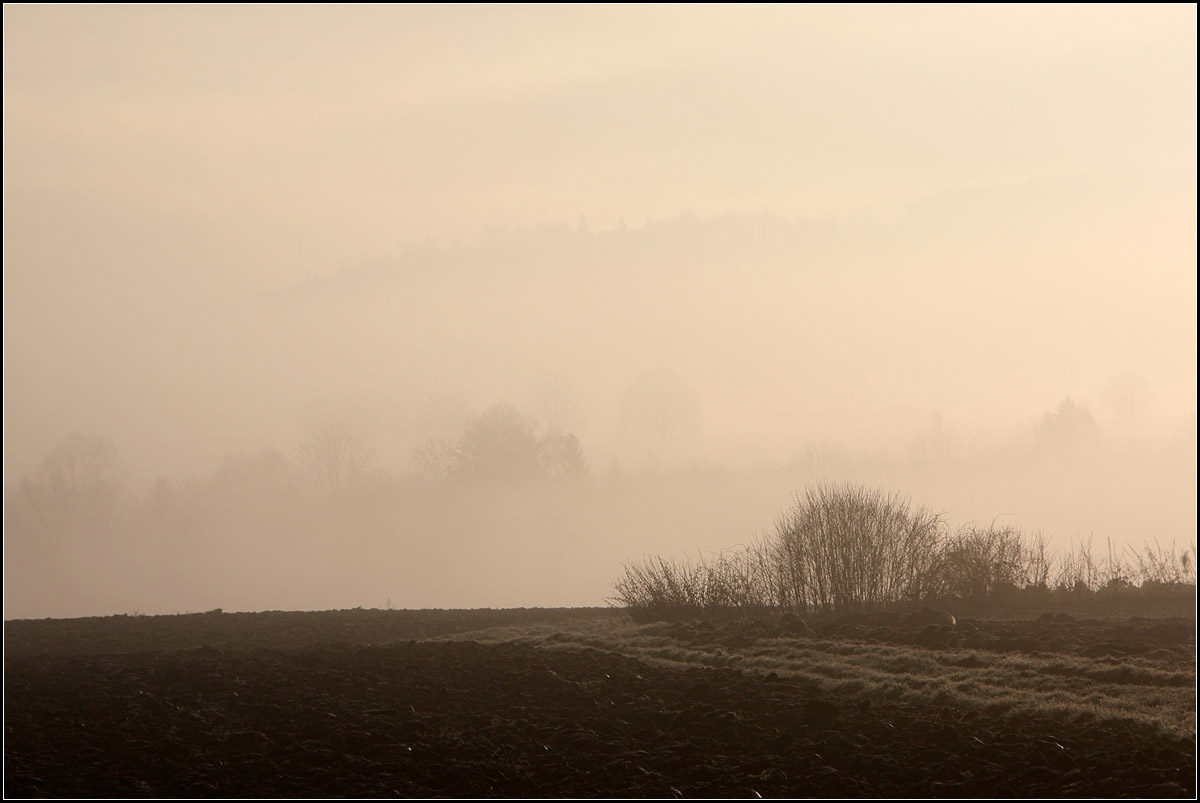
left=4, top=604, right=1196, bottom=798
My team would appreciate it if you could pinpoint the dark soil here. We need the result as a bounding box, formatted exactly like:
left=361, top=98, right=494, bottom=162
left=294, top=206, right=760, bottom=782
left=4, top=607, right=1196, bottom=798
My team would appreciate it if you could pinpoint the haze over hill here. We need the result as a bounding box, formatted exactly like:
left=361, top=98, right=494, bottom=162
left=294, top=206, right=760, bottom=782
left=4, top=5, right=1195, bottom=618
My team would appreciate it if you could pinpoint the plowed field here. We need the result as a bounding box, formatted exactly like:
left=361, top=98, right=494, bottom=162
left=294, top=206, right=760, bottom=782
left=5, top=602, right=1195, bottom=797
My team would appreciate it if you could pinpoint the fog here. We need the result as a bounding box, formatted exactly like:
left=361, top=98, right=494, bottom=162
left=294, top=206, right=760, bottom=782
left=4, top=5, right=1195, bottom=619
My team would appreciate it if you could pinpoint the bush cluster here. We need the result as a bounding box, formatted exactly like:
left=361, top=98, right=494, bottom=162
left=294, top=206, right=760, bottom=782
left=611, top=482, right=1196, bottom=621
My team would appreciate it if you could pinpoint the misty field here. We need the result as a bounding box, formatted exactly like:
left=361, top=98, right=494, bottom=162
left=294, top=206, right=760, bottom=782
left=5, top=599, right=1195, bottom=798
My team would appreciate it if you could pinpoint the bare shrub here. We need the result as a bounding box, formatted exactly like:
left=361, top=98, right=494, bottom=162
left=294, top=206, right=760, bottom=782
left=772, top=484, right=946, bottom=614
left=612, top=483, right=947, bottom=620
left=611, top=484, right=1196, bottom=622
left=610, top=554, right=712, bottom=623
left=701, top=540, right=778, bottom=617
left=937, top=522, right=1027, bottom=601
left=1125, top=540, right=1197, bottom=587
left=1050, top=536, right=1133, bottom=594
left=1022, top=531, right=1055, bottom=592
left=610, top=543, right=777, bottom=623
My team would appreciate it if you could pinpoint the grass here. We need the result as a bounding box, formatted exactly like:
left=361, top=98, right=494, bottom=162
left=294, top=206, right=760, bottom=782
left=446, top=612, right=1195, bottom=740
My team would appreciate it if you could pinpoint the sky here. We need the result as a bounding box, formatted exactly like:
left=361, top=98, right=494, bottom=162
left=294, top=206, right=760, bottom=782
left=3, top=5, right=1196, bottom=617
left=5, top=5, right=1194, bottom=282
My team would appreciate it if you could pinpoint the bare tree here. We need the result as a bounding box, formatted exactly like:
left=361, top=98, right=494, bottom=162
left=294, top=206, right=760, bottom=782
left=619, top=368, right=699, bottom=456
left=8, top=433, right=121, bottom=540
left=209, top=447, right=297, bottom=510
left=411, top=436, right=458, bottom=482
left=37, top=433, right=118, bottom=499
left=295, top=424, right=376, bottom=498
left=1103, top=374, right=1147, bottom=435
left=530, top=373, right=583, bottom=436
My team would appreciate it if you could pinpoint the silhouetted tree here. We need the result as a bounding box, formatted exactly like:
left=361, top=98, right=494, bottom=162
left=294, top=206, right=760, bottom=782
left=296, top=424, right=377, bottom=498
left=908, top=412, right=954, bottom=466
left=1103, top=374, right=1147, bottom=435
left=38, top=433, right=117, bottom=496
left=455, top=403, right=543, bottom=483
left=619, top=368, right=699, bottom=456
left=6, top=433, right=122, bottom=550
left=530, top=373, right=583, bottom=435
left=412, top=436, right=458, bottom=482
left=210, top=447, right=297, bottom=509
left=17, top=433, right=120, bottom=524
left=1036, top=397, right=1099, bottom=454
left=539, top=431, right=587, bottom=480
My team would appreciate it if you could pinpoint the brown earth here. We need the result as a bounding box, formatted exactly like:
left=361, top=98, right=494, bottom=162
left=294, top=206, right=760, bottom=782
left=4, top=605, right=1196, bottom=798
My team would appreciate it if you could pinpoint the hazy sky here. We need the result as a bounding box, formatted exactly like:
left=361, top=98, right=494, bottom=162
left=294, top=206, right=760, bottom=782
left=1, top=8, right=1194, bottom=464
left=2, top=4, right=1197, bottom=617
left=5, top=4, right=1195, bottom=458
left=5, top=5, right=1194, bottom=283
